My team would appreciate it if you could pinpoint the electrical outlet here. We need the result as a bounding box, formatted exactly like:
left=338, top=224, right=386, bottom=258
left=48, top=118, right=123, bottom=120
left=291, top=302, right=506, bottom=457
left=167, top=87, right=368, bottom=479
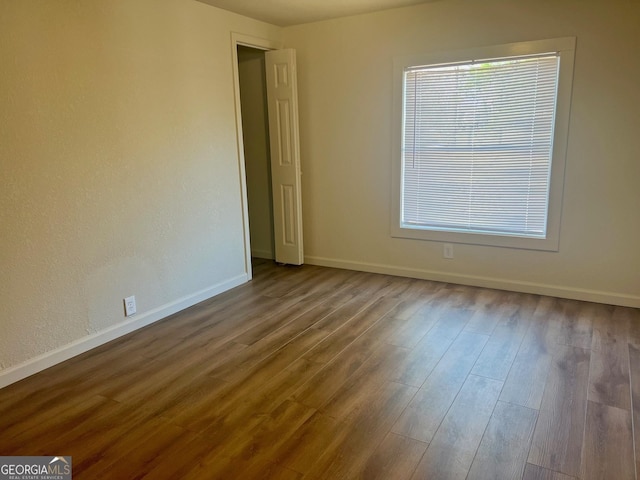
left=124, top=295, right=137, bottom=317
left=443, top=243, right=454, bottom=259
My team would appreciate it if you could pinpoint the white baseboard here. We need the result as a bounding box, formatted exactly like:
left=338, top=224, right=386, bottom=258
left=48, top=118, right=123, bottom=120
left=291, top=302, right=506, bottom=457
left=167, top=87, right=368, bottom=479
left=306, top=255, right=640, bottom=309
left=0, top=273, right=249, bottom=389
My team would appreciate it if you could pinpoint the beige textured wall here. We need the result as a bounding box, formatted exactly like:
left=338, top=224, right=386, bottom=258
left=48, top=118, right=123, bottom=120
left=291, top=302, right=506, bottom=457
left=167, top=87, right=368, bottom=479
left=284, top=0, right=640, bottom=305
left=238, top=46, right=275, bottom=259
left=0, top=0, right=281, bottom=374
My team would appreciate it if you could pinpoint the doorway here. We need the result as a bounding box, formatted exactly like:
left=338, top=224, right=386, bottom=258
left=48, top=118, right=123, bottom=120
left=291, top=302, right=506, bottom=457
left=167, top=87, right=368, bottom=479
left=237, top=45, right=275, bottom=262
left=232, top=34, right=304, bottom=276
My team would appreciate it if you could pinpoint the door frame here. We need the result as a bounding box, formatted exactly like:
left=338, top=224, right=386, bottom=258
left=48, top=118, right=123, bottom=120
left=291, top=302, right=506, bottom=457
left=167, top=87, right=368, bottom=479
left=230, top=33, right=283, bottom=280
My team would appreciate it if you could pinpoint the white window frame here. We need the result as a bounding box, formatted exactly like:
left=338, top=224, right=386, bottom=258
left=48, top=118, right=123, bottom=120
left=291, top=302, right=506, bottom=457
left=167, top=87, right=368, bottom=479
left=391, top=37, right=576, bottom=251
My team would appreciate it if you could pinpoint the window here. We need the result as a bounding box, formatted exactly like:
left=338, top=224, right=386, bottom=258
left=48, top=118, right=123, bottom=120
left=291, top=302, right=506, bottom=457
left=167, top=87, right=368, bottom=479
left=391, top=38, right=576, bottom=251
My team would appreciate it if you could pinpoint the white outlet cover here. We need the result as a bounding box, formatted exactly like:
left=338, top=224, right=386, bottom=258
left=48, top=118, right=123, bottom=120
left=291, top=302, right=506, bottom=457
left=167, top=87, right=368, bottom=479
left=443, top=243, right=454, bottom=259
left=124, top=295, right=137, bottom=316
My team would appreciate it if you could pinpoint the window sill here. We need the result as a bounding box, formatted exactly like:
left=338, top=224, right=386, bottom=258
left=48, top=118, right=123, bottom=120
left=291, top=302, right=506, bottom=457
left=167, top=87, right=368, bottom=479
left=391, top=224, right=560, bottom=251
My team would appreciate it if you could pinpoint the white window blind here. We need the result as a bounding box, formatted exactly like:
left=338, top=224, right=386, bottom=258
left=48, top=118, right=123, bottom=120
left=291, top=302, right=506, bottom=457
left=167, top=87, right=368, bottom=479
left=401, top=53, right=561, bottom=238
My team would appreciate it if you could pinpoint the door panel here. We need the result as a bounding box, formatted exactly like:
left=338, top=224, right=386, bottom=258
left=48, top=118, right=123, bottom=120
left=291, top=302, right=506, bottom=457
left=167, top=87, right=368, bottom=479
left=275, top=99, right=292, bottom=166
left=281, top=185, right=295, bottom=245
left=265, top=48, right=304, bottom=265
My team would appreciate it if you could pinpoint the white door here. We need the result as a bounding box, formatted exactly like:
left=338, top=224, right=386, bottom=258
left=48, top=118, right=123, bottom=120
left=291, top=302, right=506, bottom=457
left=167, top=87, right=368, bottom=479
left=265, top=49, right=304, bottom=265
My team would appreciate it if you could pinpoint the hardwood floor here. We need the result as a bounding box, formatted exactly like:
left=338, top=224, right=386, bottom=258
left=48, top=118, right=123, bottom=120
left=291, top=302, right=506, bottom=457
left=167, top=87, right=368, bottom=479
left=1, top=259, right=639, bottom=479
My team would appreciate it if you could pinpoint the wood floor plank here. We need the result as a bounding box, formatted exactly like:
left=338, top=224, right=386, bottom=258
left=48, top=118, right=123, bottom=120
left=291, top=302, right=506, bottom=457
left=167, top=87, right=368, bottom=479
left=137, top=431, right=222, bottom=480
left=236, top=461, right=303, bottom=480
left=438, top=283, right=483, bottom=309
left=280, top=265, right=359, bottom=299
left=388, top=306, right=471, bottom=387
left=98, top=347, right=225, bottom=405
left=309, top=290, right=378, bottom=333
left=411, top=374, right=503, bottom=480
left=238, top=355, right=326, bottom=416
left=303, top=381, right=418, bottom=479
left=0, top=372, right=103, bottom=433
left=302, top=296, right=402, bottom=364
left=499, top=333, right=552, bottom=410
left=463, top=290, right=519, bottom=335
left=240, top=461, right=303, bottom=480
left=628, top=342, right=640, bottom=478
left=32, top=399, right=162, bottom=475
left=0, top=394, right=113, bottom=453
left=466, top=401, right=537, bottom=480
left=272, top=411, right=341, bottom=474
left=230, top=291, right=331, bottom=346
left=292, top=325, right=407, bottom=411
left=473, top=287, right=512, bottom=308
left=184, top=455, right=302, bottom=480
left=0, top=346, right=155, bottom=415
left=623, top=306, right=640, bottom=349
left=391, top=331, right=488, bottom=443
left=581, top=401, right=635, bottom=480
left=471, top=305, right=531, bottom=381
left=499, top=297, right=563, bottom=409
left=319, top=343, right=410, bottom=421
left=360, top=433, right=428, bottom=480
left=219, top=326, right=330, bottom=384
left=280, top=383, right=416, bottom=477
left=522, top=463, right=577, bottom=480
left=260, top=265, right=328, bottom=298
left=556, top=300, right=594, bottom=350
left=587, top=303, right=631, bottom=410
left=138, top=373, right=231, bottom=425
left=79, top=416, right=190, bottom=479
left=383, top=301, right=441, bottom=348
left=162, top=332, right=325, bottom=436
left=214, top=399, right=316, bottom=464
left=588, top=337, right=631, bottom=410
left=205, top=292, right=355, bottom=381
left=182, top=451, right=303, bottom=480
left=528, top=344, right=591, bottom=477
left=184, top=352, right=324, bottom=442
left=591, top=303, right=627, bottom=350
left=175, top=296, right=294, bottom=351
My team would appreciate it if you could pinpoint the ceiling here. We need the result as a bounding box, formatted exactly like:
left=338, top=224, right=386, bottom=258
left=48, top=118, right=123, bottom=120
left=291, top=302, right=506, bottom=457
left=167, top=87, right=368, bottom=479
left=195, top=0, right=436, bottom=26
